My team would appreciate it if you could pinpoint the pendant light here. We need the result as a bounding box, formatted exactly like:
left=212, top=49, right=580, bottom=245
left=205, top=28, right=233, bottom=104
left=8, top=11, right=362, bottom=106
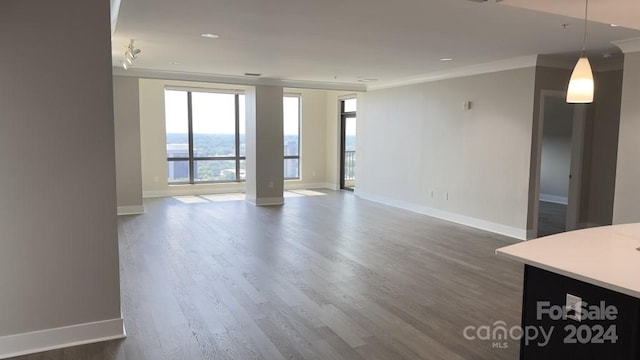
left=567, top=0, right=594, bottom=103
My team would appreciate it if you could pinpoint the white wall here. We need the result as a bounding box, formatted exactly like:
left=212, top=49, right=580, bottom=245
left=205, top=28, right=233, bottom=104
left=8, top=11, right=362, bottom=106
left=613, top=51, right=640, bottom=224
left=539, top=96, right=573, bottom=204
left=137, top=78, right=342, bottom=196
left=358, top=68, right=537, bottom=239
left=288, top=88, right=331, bottom=189
left=113, top=76, right=144, bottom=214
left=0, top=0, right=123, bottom=356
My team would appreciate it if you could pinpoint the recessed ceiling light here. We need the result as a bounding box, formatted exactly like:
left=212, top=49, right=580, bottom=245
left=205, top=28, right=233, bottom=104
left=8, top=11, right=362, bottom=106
left=169, top=61, right=179, bottom=65
left=610, top=24, right=620, bottom=27
left=201, top=33, right=220, bottom=39
left=440, top=58, right=454, bottom=61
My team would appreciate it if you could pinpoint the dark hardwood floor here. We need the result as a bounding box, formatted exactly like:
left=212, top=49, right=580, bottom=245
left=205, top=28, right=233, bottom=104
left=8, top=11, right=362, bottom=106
left=12, top=190, right=523, bottom=359
left=537, top=201, right=567, bottom=237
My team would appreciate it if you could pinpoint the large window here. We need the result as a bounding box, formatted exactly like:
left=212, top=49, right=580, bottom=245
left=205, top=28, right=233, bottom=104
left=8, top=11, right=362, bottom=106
left=283, top=94, right=301, bottom=179
left=165, top=89, right=245, bottom=184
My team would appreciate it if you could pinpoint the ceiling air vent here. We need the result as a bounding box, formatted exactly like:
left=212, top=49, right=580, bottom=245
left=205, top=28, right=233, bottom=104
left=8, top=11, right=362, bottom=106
left=244, top=72, right=262, bottom=77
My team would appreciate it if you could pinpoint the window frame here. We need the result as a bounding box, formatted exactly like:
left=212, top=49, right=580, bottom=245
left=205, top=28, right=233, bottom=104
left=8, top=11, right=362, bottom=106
left=283, top=93, right=302, bottom=180
left=165, top=88, right=245, bottom=184
left=340, top=96, right=357, bottom=190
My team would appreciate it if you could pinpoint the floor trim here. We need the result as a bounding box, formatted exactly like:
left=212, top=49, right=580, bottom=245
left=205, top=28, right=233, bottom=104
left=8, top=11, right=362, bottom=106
left=0, top=318, right=126, bottom=359
left=246, top=197, right=285, bottom=206
left=358, top=191, right=527, bottom=240
left=117, top=205, right=145, bottom=216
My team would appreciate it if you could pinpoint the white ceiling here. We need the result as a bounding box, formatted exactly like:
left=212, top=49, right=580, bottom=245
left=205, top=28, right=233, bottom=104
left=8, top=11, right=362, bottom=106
left=502, top=0, right=640, bottom=30
left=112, top=0, right=640, bottom=88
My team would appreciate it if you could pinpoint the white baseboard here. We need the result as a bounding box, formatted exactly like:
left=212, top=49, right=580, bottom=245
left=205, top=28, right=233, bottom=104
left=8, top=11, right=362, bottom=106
left=357, top=191, right=527, bottom=240
left=322, top=182, right=340, bottom=191
left=539, top=194, right=568, bottom=205
left=117, top=205, right=145, bottom=216
left=0, top=318, right=126, bottom=359
left=246, top=197, right=284, bottom=206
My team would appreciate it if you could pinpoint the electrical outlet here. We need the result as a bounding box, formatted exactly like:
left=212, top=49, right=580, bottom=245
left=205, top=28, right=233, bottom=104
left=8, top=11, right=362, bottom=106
left=268, top=181, right=274, bottom=189
left=566, top=294, right=582, bottom=321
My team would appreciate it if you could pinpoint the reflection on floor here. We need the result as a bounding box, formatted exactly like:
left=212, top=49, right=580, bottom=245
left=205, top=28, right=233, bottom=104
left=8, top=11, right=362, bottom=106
left=173, top=190, right=327, bottom=204
left=538, top=201, right=567, bottom=237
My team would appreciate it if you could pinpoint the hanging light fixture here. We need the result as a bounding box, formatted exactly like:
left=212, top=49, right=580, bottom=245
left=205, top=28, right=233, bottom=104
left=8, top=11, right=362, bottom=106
left=567, top=0, right=594, bottom=103
left=122, top=39, right=141, bottom=70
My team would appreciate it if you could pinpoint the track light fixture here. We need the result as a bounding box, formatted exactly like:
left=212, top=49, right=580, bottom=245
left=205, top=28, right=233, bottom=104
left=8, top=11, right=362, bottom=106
left=122, top=39, right=141, bottom=70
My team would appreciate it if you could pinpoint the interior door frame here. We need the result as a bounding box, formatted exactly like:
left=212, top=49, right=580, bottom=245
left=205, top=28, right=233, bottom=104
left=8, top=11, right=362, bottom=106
left=532, top=89, right=586, bottom=237
left=566, top=104, right=586, bottom=231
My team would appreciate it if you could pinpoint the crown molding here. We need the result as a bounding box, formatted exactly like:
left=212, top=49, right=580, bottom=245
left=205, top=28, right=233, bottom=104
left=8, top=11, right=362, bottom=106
left=112, top=68, right=366, bottom=92
left=366, top=55, right=538, bottom=91
left=113, top=51, right=620, bottom=93
left=612, top=37, right=640, bottom=54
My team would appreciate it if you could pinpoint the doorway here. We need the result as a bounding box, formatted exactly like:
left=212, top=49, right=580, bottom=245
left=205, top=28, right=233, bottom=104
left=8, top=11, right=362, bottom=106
left=534, top=90, right=586, bottom=238
left=340, top=98, right=357, bottom=191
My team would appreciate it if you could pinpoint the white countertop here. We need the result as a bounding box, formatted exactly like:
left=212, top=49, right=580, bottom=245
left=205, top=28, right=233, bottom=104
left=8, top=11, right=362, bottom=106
left=496, top=223, right=640, bottom=299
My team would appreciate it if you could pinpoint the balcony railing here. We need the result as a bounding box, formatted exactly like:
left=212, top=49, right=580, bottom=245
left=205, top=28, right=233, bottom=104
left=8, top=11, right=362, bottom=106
left=344, top=150, right=356, bottom=181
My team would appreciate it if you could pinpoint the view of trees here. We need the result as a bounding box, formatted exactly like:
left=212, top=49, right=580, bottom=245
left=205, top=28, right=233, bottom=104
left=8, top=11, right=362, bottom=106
left=167, top=133, right=300, bottom=182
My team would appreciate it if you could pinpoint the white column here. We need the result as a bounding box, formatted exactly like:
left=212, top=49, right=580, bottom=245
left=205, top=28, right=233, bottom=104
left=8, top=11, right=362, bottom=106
left=113, top=76, right=144, bottom=215
left=245, top=85, right=284, bottom=205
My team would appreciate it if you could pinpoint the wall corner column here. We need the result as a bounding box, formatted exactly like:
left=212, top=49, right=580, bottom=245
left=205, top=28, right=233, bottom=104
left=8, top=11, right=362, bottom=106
left=245, top=86, right=284, bottom=205
left=612, top=38, right=640, bottom=224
